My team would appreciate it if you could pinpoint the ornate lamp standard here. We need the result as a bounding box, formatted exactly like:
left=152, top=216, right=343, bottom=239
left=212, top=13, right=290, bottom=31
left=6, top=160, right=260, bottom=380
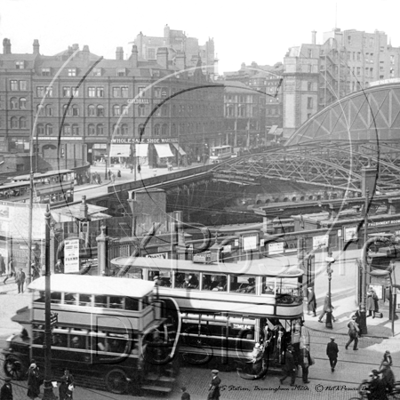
left=325, top=252, right=335, bottom=329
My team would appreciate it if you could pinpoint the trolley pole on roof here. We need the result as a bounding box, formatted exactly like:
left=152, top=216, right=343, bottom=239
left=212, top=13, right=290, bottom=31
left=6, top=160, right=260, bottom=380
left=42, top=204, right=56, bottom=400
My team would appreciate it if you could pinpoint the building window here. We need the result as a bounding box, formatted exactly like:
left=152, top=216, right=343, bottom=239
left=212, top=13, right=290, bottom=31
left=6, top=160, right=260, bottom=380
left=307, top=82, right=313, bottom=91
left=63, top=87, right=71, bottom=97
left=113, top=87, right=120, bottom=98
left=113, top=105, right=120, bottom=116
left=307, top=97, right=313, bottom=109
left=121, top=87, right=128, bottom=98
left=37, top=124, right=44, bottom=136
left=88, top=105, right=96, bottom=116
left=15, top=61, right=25, bottom=69
left=117, top=68, right=126, bottom=77
left=154, top=88, right=161, bottom=98
left=72, top=88, right=79, bottom=97
left=88, top=87, right=96, bottom=97
left=93, top=68, right=102, bottom=76
left=72, top=124, right=79, bottom=136
left=10, top=98, right=18, bottom=110
left=138, top=124, right=145, bottom=136
left=138, top=104, right=145, bottom=117
left=46, top=87, right=53, bottom=97
left=154, top=124, right=160, bottom=136
left=96, top=87, right=104, bottom=98
left=68, top=68, right=77, bottom=76
left=62, top=104, right=71, bottom=116
left=347, top=35, right=351, bottom=44
left=72, top=105, right=79, bottom=116
left=88, top=124, right=95, bottom=136
left=138, top=87, right=146, bottom=97
left=161, top=105, right=169, bottom=116
left=45, top=124, right=53, bottom=136
left=63, top=124, right=71, bottom=136
left=10, top=117, right=18, bottom=129
left=10, top=80, right=18, bottom=91
left=113, top=124, right=120, bottom=135
left=171, top=124, right=176, bottom=135
left=121, top=105, right=128, bottom=115
left=161, top=124, right=168, bottom=136
left=37, top=86, right=45, bottom=97
left=19, top=81, right=27, bottom=91
left=147, top=48, right=156, bottom=59
left=19, top=117, right=27, bottom=129
left=121, top=124, right=128, bottom=135
left=96, top=124, right=104, bottom=135
left=45, top=105, right=52, bottom=116
left=97, top=105, right=104, bottom=117
left=19, top=98, right=27, bottom=109
left=42, top=68, right=51, bottom=76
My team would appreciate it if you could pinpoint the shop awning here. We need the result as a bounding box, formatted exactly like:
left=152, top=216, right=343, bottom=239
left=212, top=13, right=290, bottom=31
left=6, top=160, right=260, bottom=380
left=172, top=142, right=187, bottom=156
left=135, top=143, right=149, bottom=157
left=154, top=144, right=174, bottom=158
left=110, top=144, right=130, bottom=157
left=268, top=125, right=278, bottom=134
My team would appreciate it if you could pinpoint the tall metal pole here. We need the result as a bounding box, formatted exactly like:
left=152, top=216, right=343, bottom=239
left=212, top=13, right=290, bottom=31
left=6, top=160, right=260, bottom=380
left=359, top=190, right=369, bottom=335
left=43, top=204, right=56, bottom=400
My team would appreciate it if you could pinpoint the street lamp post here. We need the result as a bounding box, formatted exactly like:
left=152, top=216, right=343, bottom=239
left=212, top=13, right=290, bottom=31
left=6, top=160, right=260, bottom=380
left=325, top=252, right=335, bottom=329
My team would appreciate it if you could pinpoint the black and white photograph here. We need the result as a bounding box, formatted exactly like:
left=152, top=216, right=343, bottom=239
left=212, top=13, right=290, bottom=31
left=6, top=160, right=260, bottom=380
left=1, top=0, right=400, bottom=398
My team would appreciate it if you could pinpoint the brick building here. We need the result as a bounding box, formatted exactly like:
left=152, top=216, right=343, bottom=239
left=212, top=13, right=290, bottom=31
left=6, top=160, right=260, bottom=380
left=0, top=38, right=224, bottom=172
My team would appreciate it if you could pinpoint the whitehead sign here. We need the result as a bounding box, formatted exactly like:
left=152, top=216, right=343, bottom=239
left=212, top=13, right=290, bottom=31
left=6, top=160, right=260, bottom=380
left=64, top=239, right=80, bottom=273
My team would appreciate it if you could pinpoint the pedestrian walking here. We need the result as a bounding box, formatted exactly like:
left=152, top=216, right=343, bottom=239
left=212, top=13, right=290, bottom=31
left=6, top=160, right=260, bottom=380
left=117, top=170, right=121, bottom=178
left=59, top=369, right=74, bottom=400
left=27, top=361, right=42, bottom=400
left=15, top=268, right=26, bottom=294
left=248, top=342, right=263, bottom=374
left=379, top=361, right=395, bottom=394
left=107, top=169, right=111, bottom=180
left=345, top=316, right=360, bottom=351
left=0, top=253, right=5, bottom=276
left=280, top=344, right=296, bottom=386
left=181, top=386, right=191, bottom=400
left=207, top=369, right=221, bottom=400
left=318, top=293, right=335, bottom=322
left=326, top=336, right=339, bottom=372
left=3, top=258, right=15, bottom=284
left=0, top=377, right=13, bottom=400
left=380, top=350, right=393, bottom=369
left=367, top=286, right=380, bottom=318
left=307, top=286, right=317, bottom=317
left=299, top=343, right=313, bottom=384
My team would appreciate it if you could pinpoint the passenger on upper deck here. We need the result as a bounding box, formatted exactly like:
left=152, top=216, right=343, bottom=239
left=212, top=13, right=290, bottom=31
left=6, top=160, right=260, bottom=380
left=184, top=274, right=199, bottom=289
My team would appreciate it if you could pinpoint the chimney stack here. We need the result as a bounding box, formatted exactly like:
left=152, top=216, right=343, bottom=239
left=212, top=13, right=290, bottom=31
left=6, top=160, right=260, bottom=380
left=33, top=39, right=40, bottom=55
left=312, top=31, right=317, bottom=45
left=82, top=45, right=90, bottom=61
left=157, top=47, right=169, bottom=69
left=3, top=38, right=11, bottom=54
left=175, top=51, right=186, bottom=72
left=72, top=43, right=79, bottom=51
left=116, top=47, right=124, bottom=60
left=131, top=45, right=138, bottom=67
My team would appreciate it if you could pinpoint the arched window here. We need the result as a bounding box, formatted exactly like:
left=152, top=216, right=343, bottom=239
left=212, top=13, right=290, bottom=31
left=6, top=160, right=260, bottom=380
left=121, top=105, right=128, bottom=115
left=138, top=104, right=145, bottom=117
left=72, top=124, right=79, bottom=136
left=171, top=104, right=176, bottom=116
left=161, top=124, right=168, bottom=136
left=96, top=124, right=104, bottom=135
left=19, top=98, right=27, bottom=109
left=10, top=98, right=18, bottom=110
left=97, top=105, right=104, bottom=117
left=171, top=124, right=176, bottom=135
left=45, top=104, right=52, bottom=116
left=45, top=124, right=53, bottom=136
left=113, top=124, right=120, bottom=135
left=154, top=124, right=160, bottom=136
left=72, top=105, right=79, bottom=116
left=19, top=117, right=27, bottom=129
left=88, top=105, right=95, bottom=117
left=37, top=124, right=44, bottom=136
left=63, top=124, right=71, bottom=136
left=138, top=124, right=145, bottom=137
left=88, top=124, right=95, bottom=136
left=62, top=104, right=70, bottom=116
left=121, top=124, right=128, bottom=135
left=113, top=105, right=120, bottom=116
left=161, top=87, right=168, bottom=98
left=10, top=117, right=18, bottom=128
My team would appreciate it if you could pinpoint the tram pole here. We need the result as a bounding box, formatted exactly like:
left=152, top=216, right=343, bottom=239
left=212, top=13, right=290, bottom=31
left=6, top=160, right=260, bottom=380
left=43, top=204, right=56, bottom=400
left=325, top=252, right=335, bottom=329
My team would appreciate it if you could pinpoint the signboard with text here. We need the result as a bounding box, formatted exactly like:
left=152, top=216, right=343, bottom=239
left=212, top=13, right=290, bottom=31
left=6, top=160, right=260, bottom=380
left=64, top=239, right=80, bottom=273
left=313, top=235, right=328, bottom=249
left=344, top=226, right=358, bottom=242
left=268, top=242, right=284, bottom=255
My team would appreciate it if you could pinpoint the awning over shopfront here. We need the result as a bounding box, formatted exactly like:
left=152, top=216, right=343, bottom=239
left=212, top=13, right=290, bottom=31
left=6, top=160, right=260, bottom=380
left=172, top=142, right=187, bottom=156
left=135, top=143, right=149, bottom=157
left=110, top=144, right=130, bottom=157
left=154, top=144, right=174, bottom=158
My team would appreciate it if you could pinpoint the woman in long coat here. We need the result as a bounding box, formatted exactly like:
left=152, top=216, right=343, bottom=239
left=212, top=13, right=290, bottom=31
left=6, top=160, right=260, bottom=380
left=27, top=362, right=41, bottom=400
left=307, top=287, right=317, bottom=317
left=59, top=369, right=75, bottom=400
left=367, top=287, right=379, bottom=317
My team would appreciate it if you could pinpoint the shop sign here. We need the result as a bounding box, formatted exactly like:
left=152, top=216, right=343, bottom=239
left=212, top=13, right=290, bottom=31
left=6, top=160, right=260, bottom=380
left=34, top=137, right=82, bottom=141
left=269, top=242, right=284, bottom=254
left=368, top=219, right=400, bottom=227
left=243, top=235, right=257, bottom=251
left=313, top=235, right=328, bottom=249
left=129, top=98, right=150, bottom=104
left=64, top=238, right=80, bottom=273
left=343, top=226, right=358, bottom=242
left=145, top=252, right=168, bottom=259
left=193, top=251, right=211, bottom=264
left=111, top=137, right=178, bottom=144
left=93, top=144, right=107, bottom=149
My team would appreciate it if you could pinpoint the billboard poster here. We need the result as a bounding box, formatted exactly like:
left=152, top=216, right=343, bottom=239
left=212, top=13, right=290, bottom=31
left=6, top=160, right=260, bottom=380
left=313, top=235, right=328, bottom=249
left=268, top=242, right=284, bottom=254
left=64, top=239, right=80, bottom=273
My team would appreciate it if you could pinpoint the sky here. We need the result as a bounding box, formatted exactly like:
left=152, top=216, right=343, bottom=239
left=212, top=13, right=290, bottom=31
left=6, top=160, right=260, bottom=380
left=1, top=0, right=400, bottom=73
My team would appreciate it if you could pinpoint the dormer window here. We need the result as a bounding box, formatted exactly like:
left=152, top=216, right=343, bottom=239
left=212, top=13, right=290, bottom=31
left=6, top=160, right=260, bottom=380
left=117, top=68, right=126, bottom=77
left=68, top=68, right=77, bottom=77
left=16, top=61, right=25, bottom=69
left=42, top=68, right=51, bottom=76
left=93, top=68, right=102, bottom=76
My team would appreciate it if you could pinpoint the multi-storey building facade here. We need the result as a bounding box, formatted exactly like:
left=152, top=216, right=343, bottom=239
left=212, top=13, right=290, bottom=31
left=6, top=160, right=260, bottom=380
left=283, top=28, right=400, bottom=138
left=0, top=39, right=224, bottom=171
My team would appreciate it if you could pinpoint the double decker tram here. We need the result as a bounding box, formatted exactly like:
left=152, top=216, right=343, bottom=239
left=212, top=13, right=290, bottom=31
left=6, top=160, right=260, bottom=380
left=3, top=275, right=181, bottom=395
left=111, top=256, right=308, bottom=376
left=0, top=169, right=75, bottom=205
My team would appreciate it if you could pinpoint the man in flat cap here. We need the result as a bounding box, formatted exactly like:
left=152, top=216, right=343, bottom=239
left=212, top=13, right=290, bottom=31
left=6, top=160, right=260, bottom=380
left=326, top=337, right=339, bottom=372
left=280, top=345, right=296, bottom=386
left=1, top=377, right=13, bottom=400
left=208, top=370, right=221, bottom=400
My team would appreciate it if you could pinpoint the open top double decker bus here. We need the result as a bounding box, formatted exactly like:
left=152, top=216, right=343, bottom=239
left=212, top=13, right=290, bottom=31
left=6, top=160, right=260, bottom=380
left=111, top=256, right=308, bottom=375
left=3, top=275, right=181, bottom=396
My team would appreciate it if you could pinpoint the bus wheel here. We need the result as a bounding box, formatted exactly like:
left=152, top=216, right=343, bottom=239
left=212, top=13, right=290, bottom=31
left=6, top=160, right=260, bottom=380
left=4, top=355, right=26, bottom=380
left=105, top=369, right=128, bottom=394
